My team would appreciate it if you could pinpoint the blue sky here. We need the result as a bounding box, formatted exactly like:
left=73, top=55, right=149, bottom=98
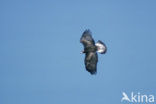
left=0, top=0, right=156, bottom=104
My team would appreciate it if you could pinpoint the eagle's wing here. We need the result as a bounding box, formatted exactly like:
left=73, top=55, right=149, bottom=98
left=85, top=52, right=98, bottom=74
left=80, top=29, right=95, bottom=48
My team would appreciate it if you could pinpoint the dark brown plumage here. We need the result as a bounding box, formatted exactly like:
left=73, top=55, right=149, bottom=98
left=80, top=29, right=107, bottom=75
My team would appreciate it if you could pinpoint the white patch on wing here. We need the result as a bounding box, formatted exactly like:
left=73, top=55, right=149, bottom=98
left=95, top=41, right=106, bottom=54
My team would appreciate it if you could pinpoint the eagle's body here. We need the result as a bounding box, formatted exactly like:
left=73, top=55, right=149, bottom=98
left=80, top=29, right=107, bottom=75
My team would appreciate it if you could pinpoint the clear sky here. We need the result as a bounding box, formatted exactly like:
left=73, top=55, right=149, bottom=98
left=0, top=0, right=156, bottom=104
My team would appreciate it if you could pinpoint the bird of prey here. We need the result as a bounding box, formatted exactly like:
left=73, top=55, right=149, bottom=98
left=80, top=29, right=107, bottom=75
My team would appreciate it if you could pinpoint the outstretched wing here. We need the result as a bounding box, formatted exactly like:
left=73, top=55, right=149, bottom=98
left=85, top=52, right=98, bottom=74
left=80, top=29, right=95, bottom=48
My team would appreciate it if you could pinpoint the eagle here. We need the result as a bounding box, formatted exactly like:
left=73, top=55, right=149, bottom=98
left=80, top=29, right=107, bottom=75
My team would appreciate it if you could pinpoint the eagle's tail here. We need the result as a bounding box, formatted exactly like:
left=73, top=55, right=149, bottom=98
left=95, top=40, right=107, bottom=54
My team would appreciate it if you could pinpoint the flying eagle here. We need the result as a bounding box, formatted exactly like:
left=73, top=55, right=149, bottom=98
left=80, top=29, right=107, bottom=75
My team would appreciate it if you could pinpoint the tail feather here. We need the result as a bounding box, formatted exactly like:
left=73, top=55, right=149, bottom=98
left=95, top=40, right=107, bottom=54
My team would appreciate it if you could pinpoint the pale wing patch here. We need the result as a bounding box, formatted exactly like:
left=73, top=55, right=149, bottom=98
left=95, top=41, right=107, bottom=54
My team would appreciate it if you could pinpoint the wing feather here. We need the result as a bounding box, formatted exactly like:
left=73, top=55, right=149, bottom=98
left=85, top=52, right=98, bottom=74
left=80, top=29, right=95, bottom=48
